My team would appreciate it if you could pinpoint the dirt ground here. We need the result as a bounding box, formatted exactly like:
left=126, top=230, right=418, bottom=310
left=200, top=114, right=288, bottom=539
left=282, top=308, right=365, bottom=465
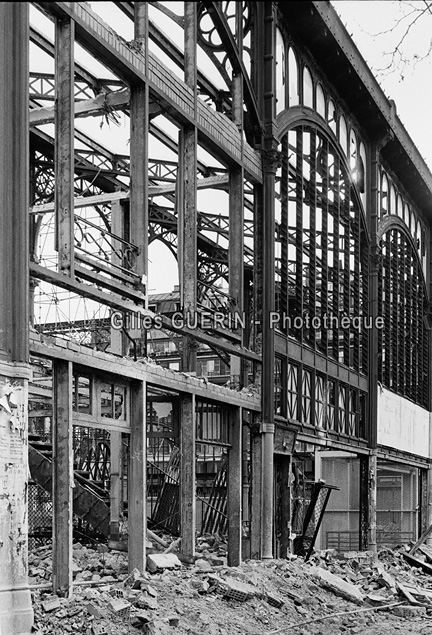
left=29, top=538, right=432, bottom=634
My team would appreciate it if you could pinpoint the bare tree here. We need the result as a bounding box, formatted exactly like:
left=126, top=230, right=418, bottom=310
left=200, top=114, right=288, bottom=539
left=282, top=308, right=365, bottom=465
left=371, top=1, right=432, bottom=80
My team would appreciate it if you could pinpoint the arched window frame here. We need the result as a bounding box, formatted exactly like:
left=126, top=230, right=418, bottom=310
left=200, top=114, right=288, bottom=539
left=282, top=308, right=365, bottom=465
left=277, top=114, right=370, bottom=373
left=377, top=223, right=428, bottom=407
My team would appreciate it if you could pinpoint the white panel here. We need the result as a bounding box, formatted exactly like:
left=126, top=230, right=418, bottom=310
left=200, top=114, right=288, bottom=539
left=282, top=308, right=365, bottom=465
left=377, top=387, right=430, bottom=458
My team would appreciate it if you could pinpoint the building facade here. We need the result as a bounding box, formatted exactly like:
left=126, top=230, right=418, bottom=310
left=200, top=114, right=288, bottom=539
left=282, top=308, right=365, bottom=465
left=1, top=2, right=432, bottom=633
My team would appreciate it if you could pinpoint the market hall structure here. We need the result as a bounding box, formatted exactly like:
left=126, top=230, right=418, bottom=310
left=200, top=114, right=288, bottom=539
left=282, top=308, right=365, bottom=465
left=1, top=1, right=432, bottom=632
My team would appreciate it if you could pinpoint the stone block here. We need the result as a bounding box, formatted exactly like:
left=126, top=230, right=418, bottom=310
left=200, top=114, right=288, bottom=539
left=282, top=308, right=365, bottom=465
left=146, top=553, right=182, bottom=573
left=393, top=605, right=427, bottom=618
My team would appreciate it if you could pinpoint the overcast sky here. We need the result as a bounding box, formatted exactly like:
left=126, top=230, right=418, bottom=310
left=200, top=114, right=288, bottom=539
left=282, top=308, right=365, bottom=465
left=334, top=1, right=432, bottom=170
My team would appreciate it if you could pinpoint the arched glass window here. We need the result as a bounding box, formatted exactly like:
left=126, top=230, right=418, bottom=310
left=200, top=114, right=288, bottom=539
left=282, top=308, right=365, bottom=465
left=349, top=130, right=357, bottom=172
left=303, top=66, right=313, bottom=108
left=327, top=99, right=337, bottom=134
left=288, top=47, right=299, bottom=107
left=316, top=83, right=325, bottom=119
left=276, top=28, right=285, bottom=114
left=378, top=228, right=428, bottom=407
left=380, top=173, right=388, bottom=216
left=396, top=194, right=403, bottom=219
left=339, top=116, right=347, bottom=156
left=280, top=124, right=368, bottom=373
left=389, top=185, right=396, bottom=215
left=409, top=208, right=415, bottom=232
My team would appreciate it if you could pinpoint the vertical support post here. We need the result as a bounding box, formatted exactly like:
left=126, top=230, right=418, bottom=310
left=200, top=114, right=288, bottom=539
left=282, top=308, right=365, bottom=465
left=55, top=16, right=75, bottom=275
left=419, top=467, right=428, bottom=537
left=369, top=451, right=378, bottom=553
left=368, top=142, right=381, bottom=450
left=228, top=407, right=242, bottom=566
left=129, top=380, right=147, bottom=572
left=229, top=3, right=245, bottom=387
left=109, top=199, right=126, bottom=542
left=180, top=393, right=196, bottom=558
left=250, top=423, right=262, bottom=559
left=52, top=360, right=73, bottom=596
left=110, top=431, right=122, bottom=542
left=180, top=2, right=198, bottom=372
left=427, top=459, right=432, bottom=546
left=229, top=166, right=244, bottom=386
left=366, top=139, right=387, bottom=552
left=242, top=419, right=251, bottom=557
left=110, top=198, right=127, bottom=355
left=359, top=454, right=369, bottom=550
left=250, top=182, right=263, bottom=557
left=0, top=7, right=34, bottom=629
left=259, top=1, right=278, bottom=560
left=130, top=2, right=148, bottom=294
left=179, top=125, right=198, bottom=373
left=279, top=456, right=291, bottom=558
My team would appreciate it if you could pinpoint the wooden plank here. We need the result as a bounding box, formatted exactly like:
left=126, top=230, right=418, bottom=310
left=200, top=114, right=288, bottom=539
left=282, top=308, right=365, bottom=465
left=128, top=379, right=147, bottom=573
left=409, top=521, right=432, bottom=556
left=228, top=407, right=242, bottom=566
left=180, top=394, right=196, bottom=558
left=55, top=16, right=75, bottom=274
left=52, top=359, right=73, bottom=596
left=402, top=552, right=432, bottom=575
left=396, top=582, right=426, bottom=606
left=417, top=543, right=432, bottom=563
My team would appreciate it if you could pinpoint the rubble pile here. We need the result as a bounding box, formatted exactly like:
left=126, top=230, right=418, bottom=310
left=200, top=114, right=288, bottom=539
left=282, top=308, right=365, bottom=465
left=29, top=537, right=432, bottom=634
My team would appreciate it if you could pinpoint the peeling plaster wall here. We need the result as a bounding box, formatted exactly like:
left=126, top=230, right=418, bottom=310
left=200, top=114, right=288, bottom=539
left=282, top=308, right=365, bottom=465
left=0, top=373, right=33, bottom=635
left=377, top=387, right=429, bottom=458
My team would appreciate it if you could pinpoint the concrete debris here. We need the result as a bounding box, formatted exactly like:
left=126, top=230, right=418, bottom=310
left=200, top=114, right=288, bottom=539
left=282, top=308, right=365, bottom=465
left=392, top=604, right=427, bottom=618
left=29, top=536, right=432, bottom=634
left=108, top=597, right=131, bottom=613
left=310, top=566, right=364, bottom=604
left=146, top=553, right=182, bottom=573
left=42, top=596, right=61, bottom=612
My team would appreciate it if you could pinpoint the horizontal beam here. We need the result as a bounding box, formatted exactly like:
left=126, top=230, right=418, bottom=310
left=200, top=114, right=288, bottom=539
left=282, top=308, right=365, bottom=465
left=29, top=334, right=261, bottom=410
left=30, top=190, right=129, bottom=215
left=148, top=174, right=229, bottom=197
left=30, top=88, right=131, bottom=126
left=30, top=262, right=261, bottom=363
left=30, top=87, right=162, bottom=127
left=30, top=175, right=231, bottom=214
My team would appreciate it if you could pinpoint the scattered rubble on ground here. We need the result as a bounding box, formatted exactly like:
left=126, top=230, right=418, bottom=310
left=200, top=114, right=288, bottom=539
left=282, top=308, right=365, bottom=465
left=29, top=535, right=432, bottom=634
